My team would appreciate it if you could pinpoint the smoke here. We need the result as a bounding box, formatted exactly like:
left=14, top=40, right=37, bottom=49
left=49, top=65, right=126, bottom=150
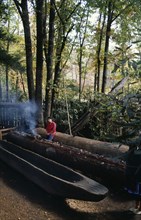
left=19, top=101, right=38, bottom=135
left=0, top=100, right=39, bottom=135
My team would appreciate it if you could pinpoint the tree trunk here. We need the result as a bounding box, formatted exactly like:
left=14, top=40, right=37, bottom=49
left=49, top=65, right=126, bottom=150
left=51, top=1, right=78, bottom=108
left=101, top=1, right=113, bottom=93
left=78, top=45, right=82, bottom=101
left=13, top=0, right=35, bottom=100
left=0, top=79, right=2, bottom=101
left=20, top=72, right=27, bottom=98
left=5, top=64, right=9, bottom=101
left=96, top=11, right=106, bottom=92
left=78, top=10, right=89, bottom=101
left=35, top=0, right=44, bottom=126
left=5, top=43, right=9, bottom=101
left=51, top=27, right=64, bottom=107
left=44, top=0, right=55, bottom=121
left=55, top=132, right=129, bottom=154
left=5, top=7, right=11, bottom=102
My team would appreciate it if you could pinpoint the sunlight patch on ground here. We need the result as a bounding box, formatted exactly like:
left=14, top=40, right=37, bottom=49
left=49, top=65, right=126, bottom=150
left=66, top=198, right=105, bottom=213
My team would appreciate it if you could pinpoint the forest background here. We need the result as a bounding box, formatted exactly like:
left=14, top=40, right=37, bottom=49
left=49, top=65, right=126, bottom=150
left=0, top=0, right=141, bottom=147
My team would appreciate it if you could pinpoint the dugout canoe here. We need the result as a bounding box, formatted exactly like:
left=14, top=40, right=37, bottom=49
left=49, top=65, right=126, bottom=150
left=0, top=140, right=108, bottom=202
left=5, top=131, right=126, bottom=188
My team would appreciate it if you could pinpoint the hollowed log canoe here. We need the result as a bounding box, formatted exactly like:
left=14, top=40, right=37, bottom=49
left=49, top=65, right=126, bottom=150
left=0, top=140, right=108, bottom=201
left=6, top=131, right=126, bottom=188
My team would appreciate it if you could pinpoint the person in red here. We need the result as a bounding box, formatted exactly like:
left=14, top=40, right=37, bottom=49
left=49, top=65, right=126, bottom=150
left=45, top=117, right=56, bottom=141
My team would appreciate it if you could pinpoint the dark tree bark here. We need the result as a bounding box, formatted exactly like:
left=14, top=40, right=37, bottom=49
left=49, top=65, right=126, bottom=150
left=101, top=1, right=133, bottom=93
left=101, top=1, right=113, bottom=93
left=20, top=72, right=27, bottom=98
left=35, top=0, right=44, bottom=126
left=0, top=79, right=2, bottom=101
left=5, top=20, right=10, bottom=101
left=5, top=58, right=9, bottom=101
left=13, top=0, right=35, bottom=100
left=96, top=11, right=106, bottom=92
left=78, top=9, right=89, bottom=101
left=52, top=27, right=66, bottom=106
left=78, top=43, right=83, bottom=101
left=44, top=0, right=55, bottom=121
left=51, top=1, right=80, bottom=107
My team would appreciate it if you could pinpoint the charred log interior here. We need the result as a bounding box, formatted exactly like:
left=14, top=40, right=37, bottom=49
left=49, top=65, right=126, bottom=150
left=5, top=130, right=127, bottom=189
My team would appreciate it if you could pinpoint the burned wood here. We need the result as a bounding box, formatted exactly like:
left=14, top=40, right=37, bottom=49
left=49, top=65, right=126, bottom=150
left=6, top=131, right=126, bottom=188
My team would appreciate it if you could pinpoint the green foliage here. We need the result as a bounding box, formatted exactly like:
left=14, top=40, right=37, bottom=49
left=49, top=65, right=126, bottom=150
left=52, top=99, right=89, bottom=132
left=0, top=0, right=8, bottom=22
left=52, top=89, right=141, bottom=148
left=0, top=1, right=25, bottom=72
left=84, top=91, right=141, bottom=147
left=128, top=59, right=141, bottom=78
left=0, top=49, right=25, bottom=72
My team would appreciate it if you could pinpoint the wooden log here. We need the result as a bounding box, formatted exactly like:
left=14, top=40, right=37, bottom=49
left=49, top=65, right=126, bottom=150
left=35, top=127, right=129, bottom=157
left=6, top=131, right=126, bottom=189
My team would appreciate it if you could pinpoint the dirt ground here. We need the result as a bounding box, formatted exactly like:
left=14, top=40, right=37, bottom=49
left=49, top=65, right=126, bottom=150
left=1, top=160, right=140, bottom=220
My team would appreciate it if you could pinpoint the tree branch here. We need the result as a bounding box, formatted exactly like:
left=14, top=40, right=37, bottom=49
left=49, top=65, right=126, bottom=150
left=112, top=3, right=133, bottom=23
left=66, top=1, right=81, bottom=22
left=13, top=0, right=22, bottom=17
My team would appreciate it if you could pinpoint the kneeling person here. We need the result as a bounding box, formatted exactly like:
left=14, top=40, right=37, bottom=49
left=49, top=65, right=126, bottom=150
left=45, top=117, right=56, bottom=141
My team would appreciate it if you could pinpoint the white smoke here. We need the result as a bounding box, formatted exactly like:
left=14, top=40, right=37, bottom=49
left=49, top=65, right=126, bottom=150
left=20, top=101, right=38, bottom=135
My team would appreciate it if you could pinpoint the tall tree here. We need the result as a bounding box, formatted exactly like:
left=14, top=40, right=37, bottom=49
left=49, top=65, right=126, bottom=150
left=101, top=0, right=113, bottom=93
left=5, top=2, right=10, bottom=101
left=13, top=0, right=34, bottom=100
left=101, top=0, right=133, bottom=93
left=35, top=0, right=44, bottom=125
left=51, top=0, right=81, bottom=107
left=44, top=0, right=55, bottom=121
left=95, top=9, right=106, bottom=92
left=77, top=6, right=89, bottom=101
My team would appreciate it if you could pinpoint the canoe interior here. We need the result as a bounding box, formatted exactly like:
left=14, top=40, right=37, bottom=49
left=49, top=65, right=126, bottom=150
left=0, top=140, right=108, bottom=201
left=0, top=140, right=83, bottom=183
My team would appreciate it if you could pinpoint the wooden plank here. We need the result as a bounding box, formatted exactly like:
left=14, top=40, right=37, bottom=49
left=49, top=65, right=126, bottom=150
left=0, top=127, right=15, bottom=140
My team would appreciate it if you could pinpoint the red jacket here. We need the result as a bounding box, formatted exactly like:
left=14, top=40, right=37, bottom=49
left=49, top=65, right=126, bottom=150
left=45, top=121, right=56, bottom=136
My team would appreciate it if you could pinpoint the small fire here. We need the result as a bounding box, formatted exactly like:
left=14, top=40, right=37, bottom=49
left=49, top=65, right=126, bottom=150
left=15, top=130, right=41, bottom=140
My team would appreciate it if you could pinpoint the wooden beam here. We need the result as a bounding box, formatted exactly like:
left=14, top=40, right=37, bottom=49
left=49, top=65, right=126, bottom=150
left=0, top=128, right=15, bottom=140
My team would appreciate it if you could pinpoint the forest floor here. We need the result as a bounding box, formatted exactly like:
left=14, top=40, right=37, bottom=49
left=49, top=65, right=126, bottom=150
left=0, top=160, right=139, bottom=220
